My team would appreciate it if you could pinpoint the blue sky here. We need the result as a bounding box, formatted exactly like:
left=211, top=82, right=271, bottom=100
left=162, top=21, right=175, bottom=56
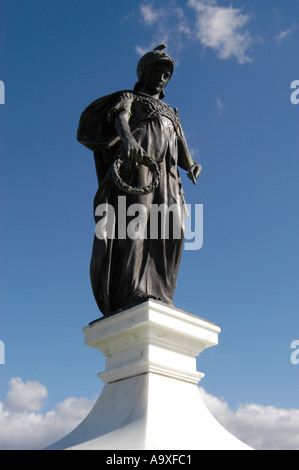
left=0, top=0, right=298, bottom=450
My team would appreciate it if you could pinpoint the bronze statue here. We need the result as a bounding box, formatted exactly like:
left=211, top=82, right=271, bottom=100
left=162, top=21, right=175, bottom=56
left=77, top=45, right=201, bottom=317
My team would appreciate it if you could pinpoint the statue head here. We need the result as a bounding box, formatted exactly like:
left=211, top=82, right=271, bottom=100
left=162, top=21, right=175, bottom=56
left=134, top=45, right=174, bottom=98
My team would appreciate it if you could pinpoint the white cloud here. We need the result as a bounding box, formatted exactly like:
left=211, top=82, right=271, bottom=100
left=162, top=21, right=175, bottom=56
left=1, top=377, right=299, bottom=450
left=137, top=1, right=254, bottom=64
left=140, top=4, right=162, bottom=26
left=200, top=388, right=299, bottom=450
left=187, top=0, right=253, bottom=64
left=5, top=377, right=48, bottom=412
left=0, top=378, right=94, bottom=450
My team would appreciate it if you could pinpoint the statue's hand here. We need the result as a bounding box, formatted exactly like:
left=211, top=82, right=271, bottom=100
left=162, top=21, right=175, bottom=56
left=125, top=138, right=145, bottom=163
left=187, top=163, right=202, bottom=184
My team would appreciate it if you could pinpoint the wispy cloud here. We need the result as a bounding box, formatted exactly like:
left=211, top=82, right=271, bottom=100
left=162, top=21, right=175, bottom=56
left=137, top=0, right=254, bottom=64
left=275, top=24, right=297, bottom=44
left=137, top=2, right=191, bottom=56
left=216, top=97, right=224, bottom=113
left=140, top=3, right=162, bottom=26
left=1, top=377, right=299, bottom=450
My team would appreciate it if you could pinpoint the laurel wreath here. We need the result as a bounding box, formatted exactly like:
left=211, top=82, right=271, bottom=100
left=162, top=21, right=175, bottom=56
left=112, top=153, right=161, bottom=196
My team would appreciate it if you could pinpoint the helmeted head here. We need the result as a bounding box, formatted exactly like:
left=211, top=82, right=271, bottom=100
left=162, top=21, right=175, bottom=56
left=134, top=44, right=174, bottom=98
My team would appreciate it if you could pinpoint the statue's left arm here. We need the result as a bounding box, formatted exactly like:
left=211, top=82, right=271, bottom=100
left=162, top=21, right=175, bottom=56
left=174, top=108, right=202, bottom=184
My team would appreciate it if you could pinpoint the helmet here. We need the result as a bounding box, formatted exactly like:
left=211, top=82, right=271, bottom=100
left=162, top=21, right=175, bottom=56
left=136, top=44, right=174, bottom=79
left=134, top=45, right=174, bottom=98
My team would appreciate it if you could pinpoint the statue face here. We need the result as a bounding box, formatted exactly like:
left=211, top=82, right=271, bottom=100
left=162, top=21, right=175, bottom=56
left=141, top=62, right=172, bottom=97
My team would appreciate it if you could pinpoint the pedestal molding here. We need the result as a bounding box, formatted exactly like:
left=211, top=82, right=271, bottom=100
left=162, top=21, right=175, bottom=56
left=84, top=300, right=220, bottom=384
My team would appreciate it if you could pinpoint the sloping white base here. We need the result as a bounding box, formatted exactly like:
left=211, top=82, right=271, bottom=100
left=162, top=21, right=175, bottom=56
left=46, top=373, right=250, bottom=450
left=45, top=301, right=252, bottom=450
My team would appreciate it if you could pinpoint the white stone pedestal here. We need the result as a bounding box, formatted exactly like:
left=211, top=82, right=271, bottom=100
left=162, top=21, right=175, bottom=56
left=46, top=300, right=252, bottom=450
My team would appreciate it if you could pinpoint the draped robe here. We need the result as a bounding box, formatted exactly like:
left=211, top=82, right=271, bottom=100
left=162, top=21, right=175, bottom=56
left=77, top=90, right=194, bottom=316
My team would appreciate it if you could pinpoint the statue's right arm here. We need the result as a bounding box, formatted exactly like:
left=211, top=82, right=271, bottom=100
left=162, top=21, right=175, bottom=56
left=114, top=110, right=145, bottom=163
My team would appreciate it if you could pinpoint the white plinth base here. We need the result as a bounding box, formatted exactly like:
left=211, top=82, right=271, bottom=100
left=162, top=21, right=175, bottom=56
left=46, top=301, right=252, bottom=450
